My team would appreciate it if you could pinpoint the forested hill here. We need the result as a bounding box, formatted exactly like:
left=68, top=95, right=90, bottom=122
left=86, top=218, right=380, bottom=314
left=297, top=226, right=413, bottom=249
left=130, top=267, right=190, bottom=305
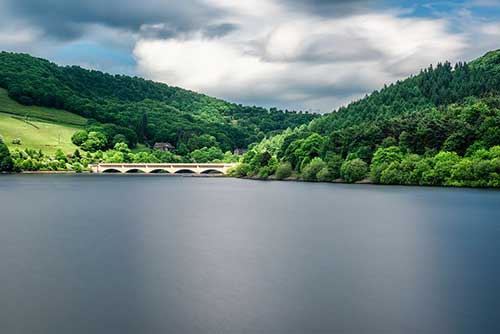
left=310, top=49, right=500, bottom=135
left=232, top=49, right=500, bottom=188
left=303, top=48, right=500, bottom=158
left=0, top=52, right=316, bottom=152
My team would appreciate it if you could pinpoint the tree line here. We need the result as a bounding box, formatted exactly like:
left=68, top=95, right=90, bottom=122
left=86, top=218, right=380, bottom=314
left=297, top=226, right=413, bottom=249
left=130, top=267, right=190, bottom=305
left=229, top=50, right=500, bottom=188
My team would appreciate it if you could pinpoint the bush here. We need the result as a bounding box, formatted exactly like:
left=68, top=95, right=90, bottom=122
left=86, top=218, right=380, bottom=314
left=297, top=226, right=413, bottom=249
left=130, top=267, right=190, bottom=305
left=73, top=163, right=83, bottom=173
left=341, top=158, right=368, bottom=183
left=229, top=163, right=251, bottom=177
left=370, top=146, right=403, bottom=183
left=112, top=134, right=128, bottom=147
left=0, top=140, right=13, bottom=172
left=275, top=162, right=292, bottom=180
left=71, top=130, right=88, bottom=146
left=317, top=167, right=333, bottom=182
left=301, top=157, right=326, bottom=181
left=325, top=154, right=343, bottom=180
left=11, top=138, right=22, bottom=145
left=380, top=162, right=404, bottom=184
left=258, top=166, right=270, bottom=179
left=114, top=142, right=131, bottom=154
left=189, top=146, right=224, bottom=163
left=81, top=131, right=107, bottom=152
left=55, top=149, right=67, bottom=162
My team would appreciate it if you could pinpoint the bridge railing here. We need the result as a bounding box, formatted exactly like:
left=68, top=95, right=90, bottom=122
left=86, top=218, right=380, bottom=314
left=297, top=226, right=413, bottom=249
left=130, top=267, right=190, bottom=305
left=94, top=163, right=236, bottom=167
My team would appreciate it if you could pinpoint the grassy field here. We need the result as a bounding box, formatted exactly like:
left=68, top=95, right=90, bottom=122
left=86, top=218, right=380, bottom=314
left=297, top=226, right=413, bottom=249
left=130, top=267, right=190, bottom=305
left=0, top=113, right=80, bottom=154
left=0, top=88, right=87, bottom=126
left=0, top=88, right=87, bottom=154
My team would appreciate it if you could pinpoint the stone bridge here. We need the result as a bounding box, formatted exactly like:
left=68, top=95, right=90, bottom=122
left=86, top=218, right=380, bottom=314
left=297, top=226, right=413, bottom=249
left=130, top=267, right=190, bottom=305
left=89, top=163, right=237, bottom=175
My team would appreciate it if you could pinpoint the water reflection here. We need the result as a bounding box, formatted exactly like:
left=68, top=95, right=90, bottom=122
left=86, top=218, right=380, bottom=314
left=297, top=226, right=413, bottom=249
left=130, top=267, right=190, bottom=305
left=0, top=175, right=499, bottom=333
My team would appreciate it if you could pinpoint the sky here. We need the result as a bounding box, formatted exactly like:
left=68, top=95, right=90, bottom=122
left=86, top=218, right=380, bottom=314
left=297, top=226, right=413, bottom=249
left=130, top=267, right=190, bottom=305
left=0, top=0, right=499, bottom=113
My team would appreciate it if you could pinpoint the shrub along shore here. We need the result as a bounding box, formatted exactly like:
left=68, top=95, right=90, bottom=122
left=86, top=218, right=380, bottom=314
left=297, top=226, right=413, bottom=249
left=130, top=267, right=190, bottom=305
left=2, top=136, right=500, bottom=188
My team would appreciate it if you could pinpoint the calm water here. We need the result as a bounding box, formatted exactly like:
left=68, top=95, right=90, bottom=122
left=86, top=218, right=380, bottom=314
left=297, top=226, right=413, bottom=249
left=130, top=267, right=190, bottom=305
left=0, top=175, right=499, bottom=334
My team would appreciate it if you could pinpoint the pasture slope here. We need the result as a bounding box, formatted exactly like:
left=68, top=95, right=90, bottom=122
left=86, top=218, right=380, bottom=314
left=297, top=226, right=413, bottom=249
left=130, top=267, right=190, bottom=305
left=0, top=88, right=85, bottom=154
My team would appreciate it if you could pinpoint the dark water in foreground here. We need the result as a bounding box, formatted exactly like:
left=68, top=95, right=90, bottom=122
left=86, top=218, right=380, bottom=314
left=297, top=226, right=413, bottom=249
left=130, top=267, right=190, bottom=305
left=0, top=175, right=499, bottom=334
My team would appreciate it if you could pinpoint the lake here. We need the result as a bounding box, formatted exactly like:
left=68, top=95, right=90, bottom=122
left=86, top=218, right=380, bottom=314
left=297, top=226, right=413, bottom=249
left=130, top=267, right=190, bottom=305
left=0, top=175, right=499, bottom=334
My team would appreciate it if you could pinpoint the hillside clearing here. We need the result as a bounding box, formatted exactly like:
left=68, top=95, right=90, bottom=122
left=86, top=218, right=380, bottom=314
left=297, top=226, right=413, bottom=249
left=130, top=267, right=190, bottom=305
left=0, top=112, right=80, bottom=154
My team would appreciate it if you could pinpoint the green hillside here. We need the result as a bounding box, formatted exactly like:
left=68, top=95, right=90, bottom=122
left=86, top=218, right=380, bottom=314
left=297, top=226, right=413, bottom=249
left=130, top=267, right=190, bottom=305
left=232, top=49, right=500, bottom=187
left=0, top=112, right=79, bottom=154
left=0, top=52, right=317, bottom=153
left=0, top=87, right=85, bottom=154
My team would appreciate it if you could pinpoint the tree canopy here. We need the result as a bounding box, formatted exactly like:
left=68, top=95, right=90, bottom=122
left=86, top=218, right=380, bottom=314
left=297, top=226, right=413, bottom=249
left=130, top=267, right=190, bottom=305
left=0, top=52, right=317, bottom=153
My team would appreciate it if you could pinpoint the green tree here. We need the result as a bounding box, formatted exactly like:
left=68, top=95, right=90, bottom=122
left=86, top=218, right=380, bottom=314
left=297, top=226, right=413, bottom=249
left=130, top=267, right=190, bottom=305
left=82, top=131, right=107, bottom=152
left=71, top=130, right=88, bottom=146
left=301, top=157, right=326, bottom=181
left=74, top=149, right=81, bottom=159
left=189, top=147, right=224, bottom=163
left=370, top=146, right=404, bottom=183
left=275, top=162, right=292, bottom=180
left=0, top=138, right=13, bottom=172
left=324, top=154, right=343, bottom=180
left=187, top=134, right=218, bottom=151
left=380, top=162, right=405, bottom=184
left=55, top=148, right=67, bottom=162
left=341, top=158, right=368, bottom=183
left=229, top=163, right=251, bottom=177
left=112, top=134, right=128, bottom=147
left=114, top=142, right=131, bottom=154
left=136, top=112, right=149, bottom=140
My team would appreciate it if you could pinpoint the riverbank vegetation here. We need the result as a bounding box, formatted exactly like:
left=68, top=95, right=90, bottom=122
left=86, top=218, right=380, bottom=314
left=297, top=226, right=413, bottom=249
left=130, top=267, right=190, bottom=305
left=0, top=141, right=240, bottom=173
left=229, top=50, right=500, bottom=188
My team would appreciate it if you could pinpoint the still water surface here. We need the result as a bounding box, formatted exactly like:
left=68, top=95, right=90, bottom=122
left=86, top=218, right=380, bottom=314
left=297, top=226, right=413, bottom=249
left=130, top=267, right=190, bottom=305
left=0, top=175, right=499, bottom=334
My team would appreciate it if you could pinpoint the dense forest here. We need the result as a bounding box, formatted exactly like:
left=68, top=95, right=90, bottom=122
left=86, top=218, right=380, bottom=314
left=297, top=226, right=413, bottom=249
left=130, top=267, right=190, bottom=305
left=0, top=52, right=316, bottom=154
left=231, top=49, right=500, bottom=187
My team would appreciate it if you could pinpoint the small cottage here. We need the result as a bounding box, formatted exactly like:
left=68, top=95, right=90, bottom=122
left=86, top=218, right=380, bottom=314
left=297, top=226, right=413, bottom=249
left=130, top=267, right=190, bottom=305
left=233, top=148, right=248, bottom=156
left=153, top=142, right=175, bottom=152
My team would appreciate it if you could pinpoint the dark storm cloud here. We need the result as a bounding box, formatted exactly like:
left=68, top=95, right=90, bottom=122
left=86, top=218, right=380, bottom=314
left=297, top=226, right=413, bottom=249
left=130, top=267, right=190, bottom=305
left=3, top=0, right=224, bottom=40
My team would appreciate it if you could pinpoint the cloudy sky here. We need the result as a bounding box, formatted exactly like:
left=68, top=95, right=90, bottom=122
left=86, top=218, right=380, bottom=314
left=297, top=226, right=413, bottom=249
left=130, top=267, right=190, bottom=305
left=1, top=0, right=499, bottom=112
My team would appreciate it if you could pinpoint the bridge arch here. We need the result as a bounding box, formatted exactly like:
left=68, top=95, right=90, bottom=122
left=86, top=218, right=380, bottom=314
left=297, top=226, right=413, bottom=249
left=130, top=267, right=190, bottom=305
left=174, top=169, right=196, bottom=174
left=149, top=169, right=170, bottom=174
left=200, top=169, right=224, bottom=175
left=102, top=168, right=122, bottom=173
left=125, top=169, right=146, bottom=174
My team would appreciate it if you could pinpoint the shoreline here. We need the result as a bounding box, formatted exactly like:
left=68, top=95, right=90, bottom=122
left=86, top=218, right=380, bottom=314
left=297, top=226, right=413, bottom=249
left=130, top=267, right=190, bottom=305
left=2, top=172, right=499, bottom=190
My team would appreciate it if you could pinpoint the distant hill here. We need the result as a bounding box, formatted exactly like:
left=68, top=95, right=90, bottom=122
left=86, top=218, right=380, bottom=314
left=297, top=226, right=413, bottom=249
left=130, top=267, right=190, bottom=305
left=0, top=52, right=317, bottom=152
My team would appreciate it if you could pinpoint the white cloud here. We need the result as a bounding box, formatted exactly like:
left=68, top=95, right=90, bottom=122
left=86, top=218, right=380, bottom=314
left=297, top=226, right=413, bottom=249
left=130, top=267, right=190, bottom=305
left=134, top=2, right=466, bottom=112
left=481, top=22, right=500, bottom=35
left=3, top=0, right=496, bottom=112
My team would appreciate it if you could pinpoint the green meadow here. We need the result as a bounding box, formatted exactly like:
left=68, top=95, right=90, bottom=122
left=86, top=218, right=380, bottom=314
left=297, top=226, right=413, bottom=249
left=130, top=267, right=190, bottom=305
left=0, top=112, right=80, bottom=154
left=0, top=88, right=87, bottom=154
